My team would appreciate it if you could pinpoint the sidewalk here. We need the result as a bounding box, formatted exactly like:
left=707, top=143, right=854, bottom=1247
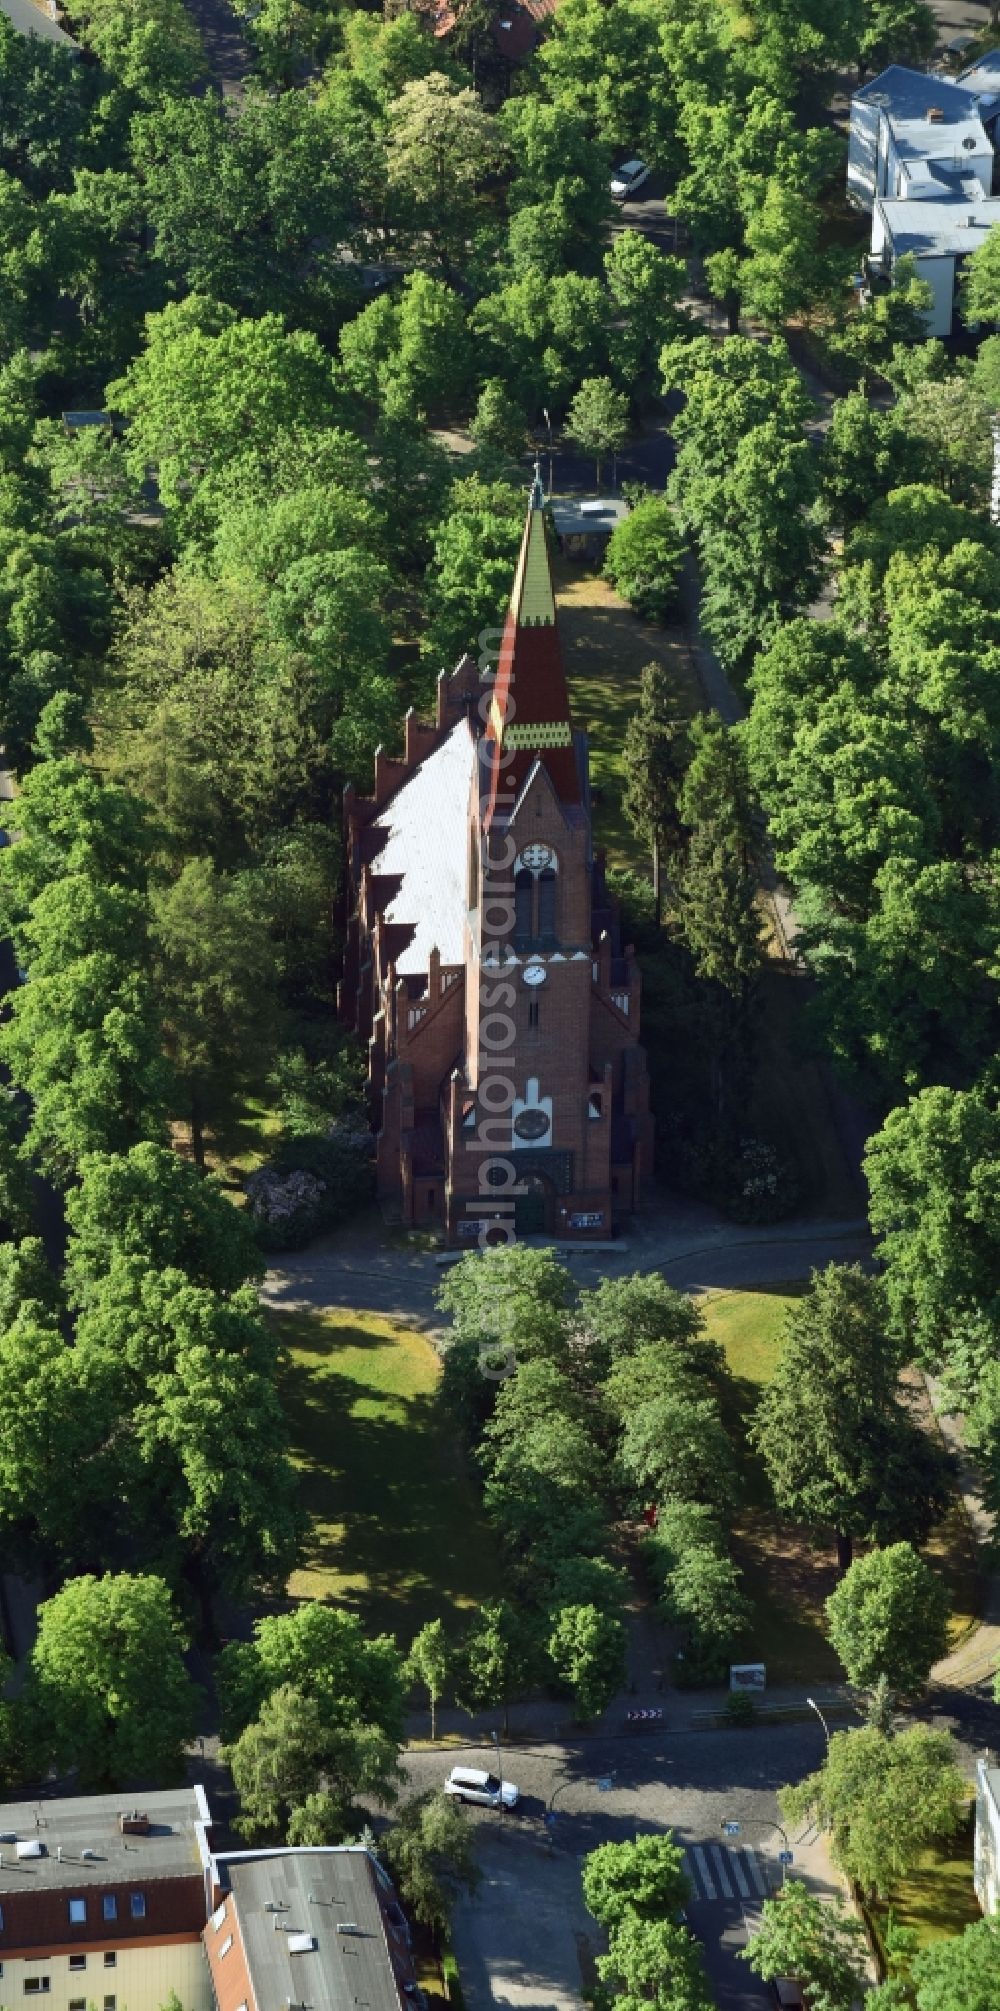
left=404, top=1678, right=859, bottom=1752
left=928, top=1375, right=1000, bottom=1692
left=262, top=1197, right=872, bottom=1333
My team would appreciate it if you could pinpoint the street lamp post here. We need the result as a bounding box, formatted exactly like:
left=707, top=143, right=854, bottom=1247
left=806, top=1696, right=832, bottom=1748
left=491, top=1729, right=504, bottom=1829
left=720, top=1817, right=793, bottom=1888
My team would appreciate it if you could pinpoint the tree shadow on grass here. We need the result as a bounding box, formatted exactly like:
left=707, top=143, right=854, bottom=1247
left=278, top=1334, right=501, bottom=1637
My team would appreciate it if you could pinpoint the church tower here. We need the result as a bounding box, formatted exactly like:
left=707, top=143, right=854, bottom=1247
left=340, top=475, right=653, bottom=1244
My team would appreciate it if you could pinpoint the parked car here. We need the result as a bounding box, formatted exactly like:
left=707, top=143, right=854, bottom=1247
left=611, top=158, right=652, bottom=201
left=444, top=1766, right=520, bottom=1809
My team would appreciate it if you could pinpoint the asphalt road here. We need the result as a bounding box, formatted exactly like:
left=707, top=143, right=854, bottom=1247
left=405, top=1722, right=842, bottom=2011
left=187, top=0, right=252, bottom=96
left=406, top=1678, right=998, bottom=2011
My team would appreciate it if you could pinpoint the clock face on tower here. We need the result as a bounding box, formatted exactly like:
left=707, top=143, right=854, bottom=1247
left=522, top=962, right=546, bottom=987
left=513, top=1108, right=549, bottom=1141
left=521, top=843, right=553, bottom=871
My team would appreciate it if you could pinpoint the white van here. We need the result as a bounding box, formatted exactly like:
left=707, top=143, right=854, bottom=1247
left=444, top=1766, right=520, bottom=1809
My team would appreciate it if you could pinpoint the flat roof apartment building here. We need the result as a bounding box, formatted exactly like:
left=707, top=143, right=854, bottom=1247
left=204, top=1847, right=420, bottom=2011
left=0, top=1789, right=214, bottom=2011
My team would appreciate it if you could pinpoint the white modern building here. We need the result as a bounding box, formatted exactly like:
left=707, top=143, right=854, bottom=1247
left=975, top=1755, right=1000, bottom=1915
left=849, top=55, right=1000, bottom=334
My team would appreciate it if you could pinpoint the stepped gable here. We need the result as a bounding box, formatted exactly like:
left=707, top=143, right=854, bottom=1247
left=484, top=469, right=580, bottom=828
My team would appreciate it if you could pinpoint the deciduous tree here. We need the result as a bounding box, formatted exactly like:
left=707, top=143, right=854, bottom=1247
left=742, top=1881, right=867, bottom=2011
left=781, top=1726, right=966, bottom=1898
left=152, top=858, right=278, bottom=1168
left=459, top=1600, right=532, bottom=1732
left=825, top=1542, right=949, bottom=1696
left=865, top=1087, right=1000, bottom=1375
left=385, top=73, right=504, bottom=275
left=64, top=1141, right=262, bottom=1307
left=565, top=376, right=629, bottom=487
left=421, top=476, right=524, bottom=667
left=547, top=1602, right=625, bottom=1719
left=383, top=1794, right=479, bottom=1932
left=598, top=1913, right=713, bottom=2011
left=406, top=1620, right=449, bottom=1742
left=606, top=506, right=686, bottom=623
left=905, top=1917, right=1000, bottom=2011
left=24, top=1572, right=198, bottom=1786
left=583, top=1834, right=691, bottom=1928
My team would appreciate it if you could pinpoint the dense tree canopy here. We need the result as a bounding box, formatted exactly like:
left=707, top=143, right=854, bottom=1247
left=24, top=1572, right=198, bottom=1785
left=825, top=1543, right=950, bottom=1697
left=751, top=1266, right=949, bottom=1567
left=781, top=1726, right=966, bottom=1898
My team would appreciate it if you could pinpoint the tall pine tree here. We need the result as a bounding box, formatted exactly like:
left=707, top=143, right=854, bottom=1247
left=621, top=663, right=688, bottom=923
left=675, top=711, right=762, bottom=1121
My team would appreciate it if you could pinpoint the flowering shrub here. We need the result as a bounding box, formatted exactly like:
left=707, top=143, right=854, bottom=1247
left=247, top=1123, right=374, bottom=1250
left=726, top=1136, right=800, bottom=1224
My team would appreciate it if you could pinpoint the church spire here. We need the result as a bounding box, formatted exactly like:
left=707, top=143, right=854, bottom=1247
left=483, top=475, right=578, bottom=828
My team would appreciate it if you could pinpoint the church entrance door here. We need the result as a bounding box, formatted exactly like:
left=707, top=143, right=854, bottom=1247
left=515, top=1174, right=552, bottom=1235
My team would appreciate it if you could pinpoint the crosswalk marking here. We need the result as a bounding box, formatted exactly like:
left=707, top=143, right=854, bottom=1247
left=684, top=1845, right=772, bottom=1906
left=746, top=1852, right=769, bottom=1897
left=728, top=1852, right=751, bottom=1898
left=709, top=1846, right=734, bottom=1898
left=690, top=1847, right=716, bottom=1900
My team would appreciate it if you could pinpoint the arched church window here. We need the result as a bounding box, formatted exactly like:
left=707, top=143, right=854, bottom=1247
left=512, top=847, right=559, bottom=946
left=537, top=868, right=556, bottom=942
left=514, top=868, right=533, bottom=947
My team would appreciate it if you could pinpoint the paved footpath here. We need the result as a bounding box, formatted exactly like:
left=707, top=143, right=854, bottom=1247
left=262, top=1196, right=871, bottom=1333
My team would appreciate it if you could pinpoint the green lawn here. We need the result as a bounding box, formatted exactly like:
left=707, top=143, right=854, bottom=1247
left=556, top=556, right=700, bottom=867
left=698, top=1286, right=981, bottom=1684
left=700, top=1282, right=805, bottom=1390
left=871, top=1813, right=981, bottom=1956
left=700, top=1283, right=843, bottom=1684
left=272, top=1307, right=501, bottom=1642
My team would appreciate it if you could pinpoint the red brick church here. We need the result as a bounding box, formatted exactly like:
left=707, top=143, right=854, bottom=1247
left=339, top=475, right=654, bottom=1244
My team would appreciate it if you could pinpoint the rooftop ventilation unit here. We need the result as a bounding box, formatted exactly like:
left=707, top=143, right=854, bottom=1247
left=288, top=1935, right=317, bottom=1955
left=927, top=105, right=945, bottom=120
left=16, top=1840, right=42, bottom=1859
left=80, top=1850, right=97, bottom=1861
left=119, top=1813, right=149, bottom=1836
left=265, top=1902, right=289, bottom=1913
left=338, top=1923, right=361, bottom=1936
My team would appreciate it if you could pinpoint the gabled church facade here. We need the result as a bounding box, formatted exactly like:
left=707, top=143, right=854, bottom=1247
left=339, top=478, right=654, bottom=1244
